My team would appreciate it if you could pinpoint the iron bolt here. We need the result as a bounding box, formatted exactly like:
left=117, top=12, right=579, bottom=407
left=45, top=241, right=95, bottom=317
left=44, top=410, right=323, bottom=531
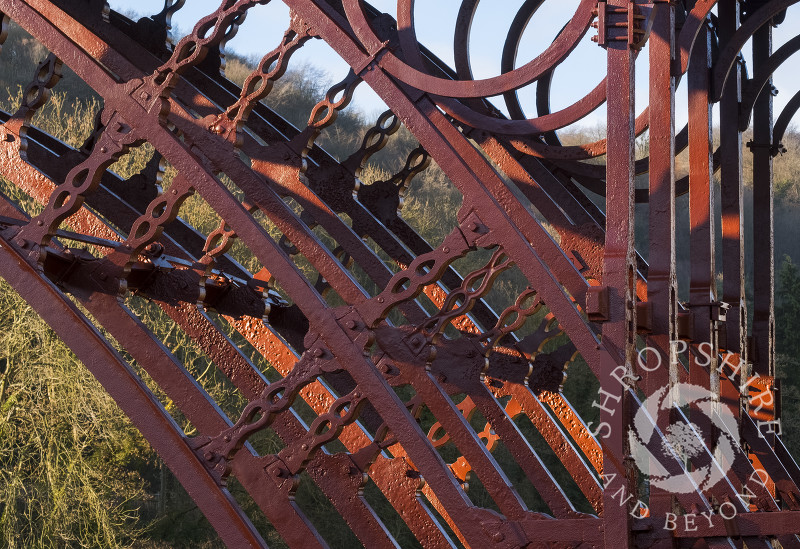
left=301, top=443, right=308, bottom=451
left=36, top=220, right=43, bottom=226
left=313, top=347, right=324, bottom=357
left=442, top=246, right=450, bottom=253
left=145, top=242, right=163, bottom=255
left=98, top=272, right=107, bottom=281
left=346, top=319, right=357, bottom=329
left=15, top=238, right=26, bottom=248
left=492, top=532, right=504, bottom=542
left=204, top=452, right=214, bottom=461
left=468, top=222, right=478, bottom=232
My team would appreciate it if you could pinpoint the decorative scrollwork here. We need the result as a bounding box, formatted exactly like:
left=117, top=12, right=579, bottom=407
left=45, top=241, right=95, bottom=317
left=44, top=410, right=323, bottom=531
left=19, top=109, right=142, bottom=249
left=1, top=1, right=797, bottom=547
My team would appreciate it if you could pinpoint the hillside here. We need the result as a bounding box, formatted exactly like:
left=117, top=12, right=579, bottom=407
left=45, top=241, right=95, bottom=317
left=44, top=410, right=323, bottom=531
left=1, top=17, right=800, bottom=548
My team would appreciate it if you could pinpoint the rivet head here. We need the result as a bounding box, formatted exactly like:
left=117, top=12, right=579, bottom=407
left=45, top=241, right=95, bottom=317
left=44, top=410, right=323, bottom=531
left=300, top=443, right=309, bottom=451
left=100, top=146, right=108, bottom=153
left=492, top=532, right=504, bottom=542
left=36, top=220, right=43, bottom=226
left=468, top=221, right=478, bottom=231
left=442, top=246, right=450, bottom=253
left=15, top=238, right=25, bottom=248
left=377, top=297, right=384, bottom=303
left=346, top=319, right=357, bottom=329
left=204, top=451, right=214, bottom=461
left=313, top=347, right=324, bottom=358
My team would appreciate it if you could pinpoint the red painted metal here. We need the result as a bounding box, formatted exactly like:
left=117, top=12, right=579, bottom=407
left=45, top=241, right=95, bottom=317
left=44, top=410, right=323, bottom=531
left=1, top=1, right=800, bottom=547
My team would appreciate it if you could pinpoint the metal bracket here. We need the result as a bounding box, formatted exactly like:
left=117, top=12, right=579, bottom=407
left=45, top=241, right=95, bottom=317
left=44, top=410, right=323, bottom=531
left=587, top=285, right=610, bottom=322
left=687, top=300, right=730, bottom=322
left=746, top=140, right=786, bottom=157
left=354, top=40, right=391, bottom=77
left=592, top=1, right=646, bottom=49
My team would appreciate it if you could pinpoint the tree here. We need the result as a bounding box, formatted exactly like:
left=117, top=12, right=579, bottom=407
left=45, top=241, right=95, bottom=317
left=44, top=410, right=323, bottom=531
left=777, top=255, right=800, bottom=358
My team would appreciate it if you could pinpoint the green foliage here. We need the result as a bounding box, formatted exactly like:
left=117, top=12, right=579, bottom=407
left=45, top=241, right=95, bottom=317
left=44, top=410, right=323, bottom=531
left=777, top=255, right=800, bottom=358
left=0, top=280, right=150, bottom=548
left=775, top=257, right=800, bottom=458
left=777, top=355, right=800, bottom=455
left=2, top=12, right=800, bottom=549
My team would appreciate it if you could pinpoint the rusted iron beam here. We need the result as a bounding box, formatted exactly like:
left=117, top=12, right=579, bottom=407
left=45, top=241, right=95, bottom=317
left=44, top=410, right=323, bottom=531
left=1, top=1, right=799, bottom=547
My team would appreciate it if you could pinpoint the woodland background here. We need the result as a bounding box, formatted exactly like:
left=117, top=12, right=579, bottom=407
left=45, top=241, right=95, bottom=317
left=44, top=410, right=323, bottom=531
left=1, top=18, right=800, bottom=548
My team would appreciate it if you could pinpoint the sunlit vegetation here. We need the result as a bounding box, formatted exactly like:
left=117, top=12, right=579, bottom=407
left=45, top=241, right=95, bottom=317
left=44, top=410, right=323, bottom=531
left=1, top=18, right=800, bottom=549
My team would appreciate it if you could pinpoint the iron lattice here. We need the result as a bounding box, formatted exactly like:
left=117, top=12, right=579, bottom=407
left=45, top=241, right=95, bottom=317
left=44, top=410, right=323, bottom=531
left=0, top=0, right=799, bottom=547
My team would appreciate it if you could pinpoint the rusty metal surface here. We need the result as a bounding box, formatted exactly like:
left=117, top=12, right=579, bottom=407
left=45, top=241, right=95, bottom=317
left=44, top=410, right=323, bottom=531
left=1, top=0, right=800, bottom=547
